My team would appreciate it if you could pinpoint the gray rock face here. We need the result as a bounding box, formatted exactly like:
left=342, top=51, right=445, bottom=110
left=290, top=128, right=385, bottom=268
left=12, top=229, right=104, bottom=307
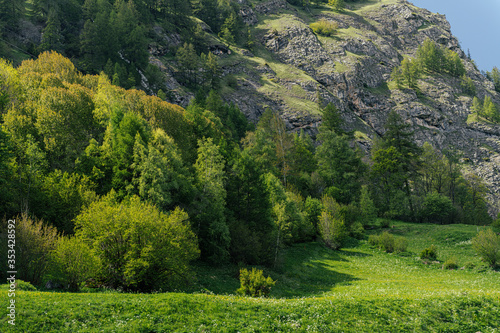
left=149, top=0, right=500, bottom=213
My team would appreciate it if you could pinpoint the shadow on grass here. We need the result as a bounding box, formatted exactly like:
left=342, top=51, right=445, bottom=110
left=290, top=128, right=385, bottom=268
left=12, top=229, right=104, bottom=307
left=186, top=242, right=365, bottom=298
left=270, top=242, right=364, bottom=298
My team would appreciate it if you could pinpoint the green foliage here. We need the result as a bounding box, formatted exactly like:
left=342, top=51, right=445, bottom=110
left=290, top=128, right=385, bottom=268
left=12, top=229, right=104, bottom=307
left=420, top=192, right=454, bottom=224
left=443, top=257, right=458, bottom=270
left=350, top=221, right=364, bottom=240
left=394, top=236, right=408, bottom=253
left=194, top=137, right=230, bottom=264
left=370, top=231, right=408, bottom=253
left=14, top=280, right=38, bottom=291
left=458, top=174, right=492, bottom=225
left=310, top=19, right=338, bottom=37
left=359, top=185, right=377, bottom=227
left=265, top=173, right=314, bottom=246
left=227, top=150, right=275, bottom=265
left=368, top=234, right=379, bottom=247
left=316, top=130, right=365, bottom=203
left=487, top=66, right=500, bottom=92
left=371, top=111, right=421, bottom=219
left=420, top=244, right=438, bottom=261
left=328, top=0, right=345, bottom=11
left=318, top=210, right=346, bottom=250
left=460, top=74, right=475, bottom=96
left=391, top=57, right=420, bottom=90
left=492, top=213, right=500, bottom=228
left=320, top=103, right=344, bottom=135
left=416, top=38, right=465, bottom=77
left=304, top=196, right=323, bottom=234
left=288, top=131, right=316, bottom=193
left=378, top=218, right=391, bottom=228
left=472, top=229, right=500, bottom=267
left=34, top=170, right=97, bottom=234
left=132, top=128, right=193, bottom=211
left=74, top=194, right=200, bottom=291
left=468, top=95, right=500, bottom=123
left=2, top=214, right=59, bottom=286
left=378, top=231, right=395, bottom=253
left=50, top=236, right=100, bottom=291
left=236, top=268, right=276, bottom=297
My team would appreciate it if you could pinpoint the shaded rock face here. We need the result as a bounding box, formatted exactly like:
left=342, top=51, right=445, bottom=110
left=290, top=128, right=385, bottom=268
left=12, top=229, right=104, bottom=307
left=150, top=0, right=500, bottom=213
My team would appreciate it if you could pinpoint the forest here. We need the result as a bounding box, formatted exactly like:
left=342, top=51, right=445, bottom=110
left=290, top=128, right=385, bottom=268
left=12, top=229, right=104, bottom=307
left=0, top=50, right=495, bottom=292
left=2, top=0, right=500, bottom=331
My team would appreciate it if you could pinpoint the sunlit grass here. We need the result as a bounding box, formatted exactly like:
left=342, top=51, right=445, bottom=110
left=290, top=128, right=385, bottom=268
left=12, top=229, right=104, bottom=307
left=2, top=222, right=500, bottom=332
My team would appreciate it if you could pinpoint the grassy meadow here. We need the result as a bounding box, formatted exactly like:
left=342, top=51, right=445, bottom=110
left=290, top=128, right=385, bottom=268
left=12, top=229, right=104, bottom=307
left=2, top=221, right=500, bottom=332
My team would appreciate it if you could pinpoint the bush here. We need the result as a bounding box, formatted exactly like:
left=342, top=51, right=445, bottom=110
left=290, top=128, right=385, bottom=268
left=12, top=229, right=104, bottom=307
left=443, top=257, right=458, bottom=270
left=310, top=19, right=338, bottom=37
left=492, top=213, right=500, bottom=228
left=420, top=192, right=454, bottom=224
left=1, top=215, right=59, bottom=286
left=50, top=236, right=100, bottom=291
left=378, top=231, right=395, bottom=253
left=74, top=193, right=200, bottom=291
left=394, top=237, right=408, bottom=253
left=472, top=229, right=500, bottom=267
left=368, top=234, right=379, bottom=247
left=420, top=245, right=438, bottom=261
left=15, top=280, right=38, bottom=291
left=378, top=218, right=391, bottom=228
left=359, top=185, right=377, bottom=227
left=460, top=74, right=476, bottom=96
left=319, top=211, right=346, bottom=250
left=463, top=262, right=475, bottom=270
left=368, top=232, right=407, bottom=254
left=237, top=268, right=275, bottom=297
left=350, top=221, right=364, bottom=240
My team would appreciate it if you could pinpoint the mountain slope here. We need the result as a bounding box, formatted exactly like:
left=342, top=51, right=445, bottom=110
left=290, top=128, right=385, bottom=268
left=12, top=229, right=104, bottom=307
left=151, top=0, right=500, bottom=212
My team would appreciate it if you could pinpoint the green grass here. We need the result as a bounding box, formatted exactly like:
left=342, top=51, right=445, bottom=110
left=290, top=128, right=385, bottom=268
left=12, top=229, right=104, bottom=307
left=2, top=222, right=500, bottom=332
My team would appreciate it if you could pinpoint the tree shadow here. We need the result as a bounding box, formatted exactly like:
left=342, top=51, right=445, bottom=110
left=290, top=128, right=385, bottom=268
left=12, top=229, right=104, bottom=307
left=187, top=242, right=368, bottom=298
left=269, top=242, right=366, bottom=298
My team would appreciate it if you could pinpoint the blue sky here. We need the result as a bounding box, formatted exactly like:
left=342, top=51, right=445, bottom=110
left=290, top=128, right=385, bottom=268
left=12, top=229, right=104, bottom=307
left=411, top=0, right=500, bottom=72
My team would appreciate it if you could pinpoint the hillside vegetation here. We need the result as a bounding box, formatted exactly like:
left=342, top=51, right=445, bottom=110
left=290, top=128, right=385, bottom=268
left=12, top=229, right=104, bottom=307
left=2, top=0, right=500, bottom=331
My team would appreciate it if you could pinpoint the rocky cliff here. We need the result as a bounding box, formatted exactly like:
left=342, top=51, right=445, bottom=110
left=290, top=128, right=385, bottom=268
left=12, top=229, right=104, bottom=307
left=152, top=0, right=500, bottom=213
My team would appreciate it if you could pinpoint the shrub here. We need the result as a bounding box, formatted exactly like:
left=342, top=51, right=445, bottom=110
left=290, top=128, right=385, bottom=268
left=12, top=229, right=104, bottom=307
left=318, top=211, right=346, bottom=250
left=310, top=19, right=338, bottom=37
left=350, top=221, right=364, bottom=240
left=15, top=280, right=37, bottom=291
left=50, top=236, right=100, bottom=291
left=1, top=215, right=59, bottom=286
left=394, top=237, right=408, bottom=253
left=237, top=268, right=275, bottom=297
left=74, top=193, right=200, bottom=291
left=328, top=0, right=344, bottom=11
left=443, top=257, right=458, bottom=270
left=464, top=262, right=475, bottom=270
left=368, top=234, right=379, bottom=247
left=420, top=245, right=438, bottom=261
left=378, top=231, right=395, bottom=253
left=472, top=228, right=500, bottom=267
left=492, top=213, right=500, bottom=228
left=378, top=218, right=391, bottom=228
left=420, top=192, right=454, bottom=224
left=460, top=74, right=476, bottom=96
left=359, top=185, right=377, bottom=227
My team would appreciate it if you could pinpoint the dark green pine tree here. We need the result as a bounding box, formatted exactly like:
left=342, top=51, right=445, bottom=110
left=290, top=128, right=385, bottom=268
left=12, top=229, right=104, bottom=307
left=39, top=10, right=64, bottom=53
left=227, top=150, right=275, bottom=265
left=372, top=111, right=421, bottom=219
